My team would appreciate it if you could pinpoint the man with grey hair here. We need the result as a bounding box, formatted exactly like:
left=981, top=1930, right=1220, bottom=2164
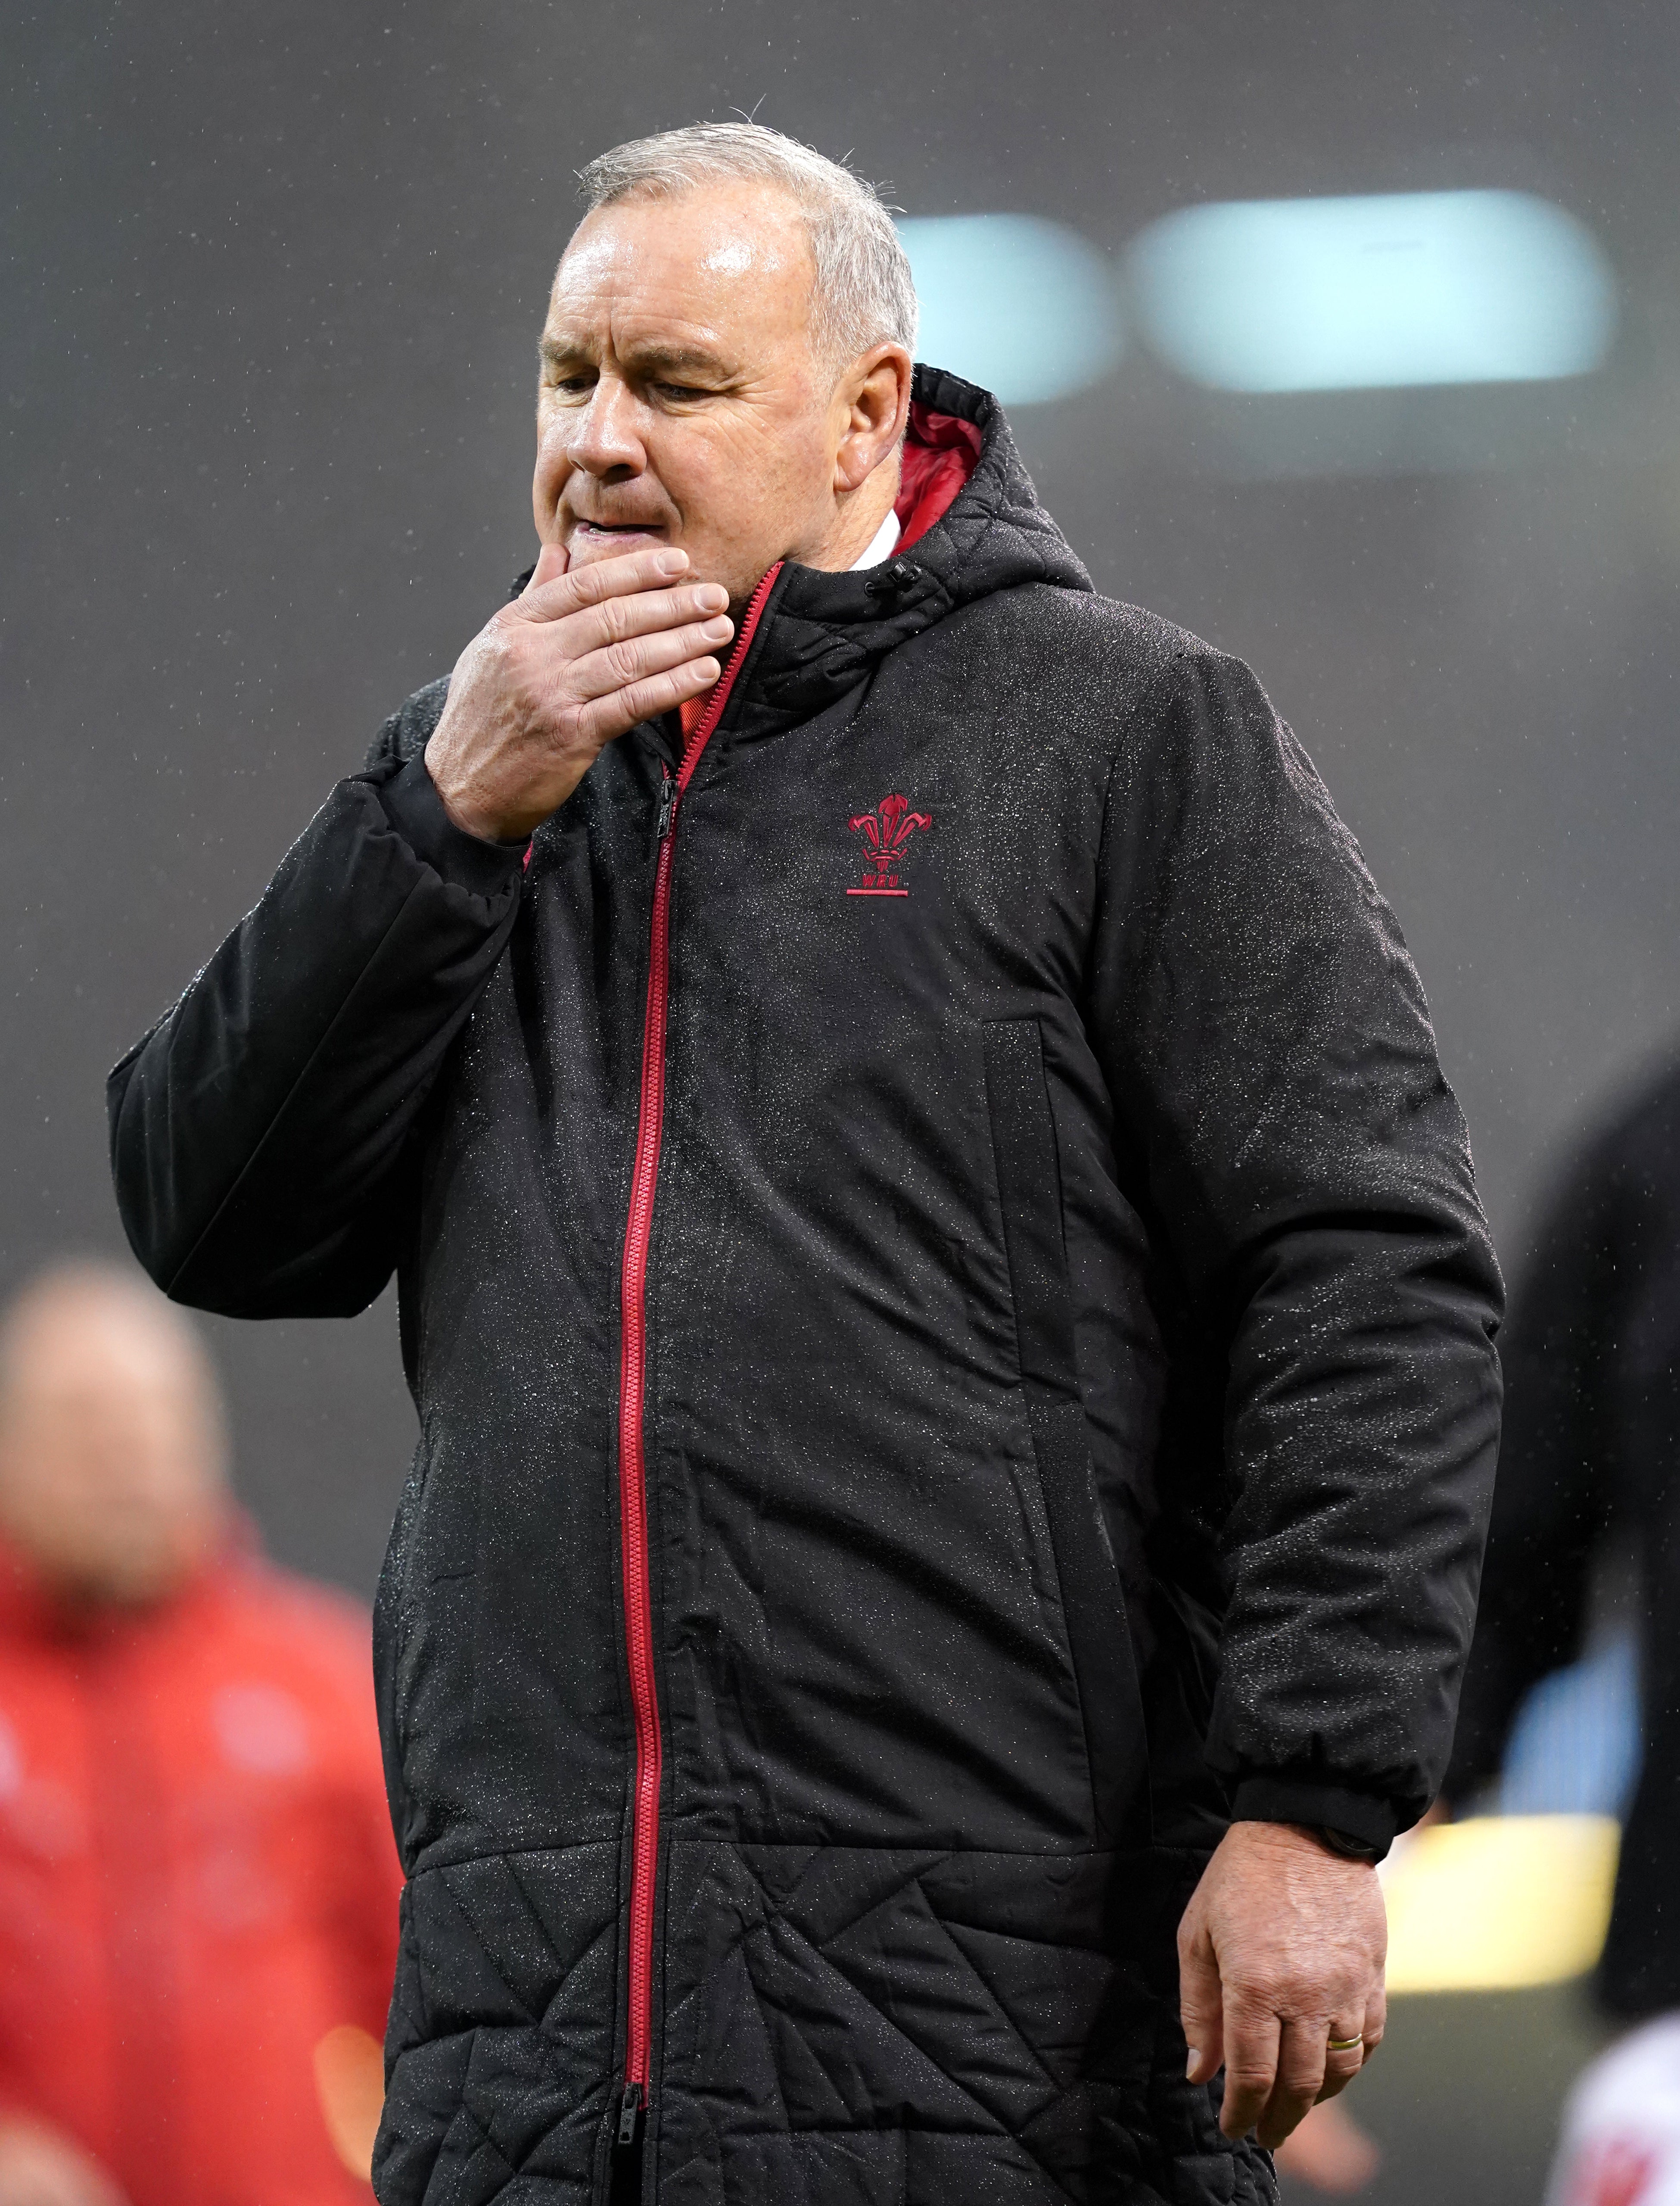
left=111, top=122, right=1502, bottom=2206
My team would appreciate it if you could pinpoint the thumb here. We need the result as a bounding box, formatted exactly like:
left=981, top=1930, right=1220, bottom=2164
left=1179, top=1919, right=1226, bottom=2087
left=521, top=539, right=568, bottom=596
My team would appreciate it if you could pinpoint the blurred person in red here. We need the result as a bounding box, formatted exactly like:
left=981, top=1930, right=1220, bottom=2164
left=0, top=1263, right=401, bottom=2206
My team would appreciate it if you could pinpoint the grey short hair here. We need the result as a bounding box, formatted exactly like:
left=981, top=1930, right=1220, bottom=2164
left=576, top=123, right=918, bottom=370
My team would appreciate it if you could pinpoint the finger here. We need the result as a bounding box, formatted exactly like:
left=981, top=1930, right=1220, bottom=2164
left=1257, top=2014, right=1334, bottom=2146
left=1314, top=2010, right=1369, bottom=2105
left=571, top=617, right=736, bottom=706
left=564, top=582, right=731, bottom=659
left=516, top=545, right=690, bottom=623
left=1359, top=1978, right=1386, bottom=2066
left=1176, top=1914, right=1225, bottom=2088
left=1216, top=1998, right=1280, bottom=2142
left=520, top=540, right=568, bottom=597
left=578, top=656, right=723, bottom=746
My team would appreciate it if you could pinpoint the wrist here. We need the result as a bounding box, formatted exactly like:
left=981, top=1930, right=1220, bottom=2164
left=1228, top=1775, right=1398, bottom=1860
left=1310, top=1823, right=1384, bottom=1865
left=1221, top=1818, right=1374, bottom=1866
left=1217, top=1817, right=1375, bottom=1870
left=422, top=748, right=509, bottom=844
left=374, top=756, right=528, bottom=895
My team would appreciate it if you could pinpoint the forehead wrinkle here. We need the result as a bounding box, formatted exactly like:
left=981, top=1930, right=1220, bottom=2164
left=541, top=310, right=740, bottom=377
left=547, top=258, right=729, bottom=349
left=618, top=339, right=734, bottom=375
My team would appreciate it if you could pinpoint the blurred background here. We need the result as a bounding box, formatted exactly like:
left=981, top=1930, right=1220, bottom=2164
left=7, top=3, right=1680, bottom=2198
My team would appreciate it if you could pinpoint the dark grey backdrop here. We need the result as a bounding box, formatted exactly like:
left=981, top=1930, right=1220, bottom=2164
left=9, top=0, right=1678, bottom=1584
left=8, top=8, right=1677, bottom=2200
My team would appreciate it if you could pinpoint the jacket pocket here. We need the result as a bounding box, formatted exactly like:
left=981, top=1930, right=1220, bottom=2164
left=983, top=1017, right=1151, bottom=1847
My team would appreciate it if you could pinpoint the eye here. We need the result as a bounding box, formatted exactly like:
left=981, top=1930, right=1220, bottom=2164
left=541, top=365, right=594, bottom=397
left=654, top=381, right=711, bottom=403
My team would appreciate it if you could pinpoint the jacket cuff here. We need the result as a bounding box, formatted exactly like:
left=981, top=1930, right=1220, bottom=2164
left=1229, top=1777, right=1400, bottom=1859
left=375, top=755, right=528, bottom=896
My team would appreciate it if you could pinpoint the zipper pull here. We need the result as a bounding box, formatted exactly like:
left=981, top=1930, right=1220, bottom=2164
left=656, top=767, right=678, bottom=843
left=617, top=2081, right=644, bottom=2147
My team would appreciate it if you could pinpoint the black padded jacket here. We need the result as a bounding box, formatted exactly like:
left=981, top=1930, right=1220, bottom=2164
left=109, top=368, right=1503, bottom=2206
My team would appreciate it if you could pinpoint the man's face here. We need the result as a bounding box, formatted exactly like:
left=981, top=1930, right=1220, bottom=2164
left=534, top=183, right=864, bottom=607
left=0, top=1286, right=227, bottom=1610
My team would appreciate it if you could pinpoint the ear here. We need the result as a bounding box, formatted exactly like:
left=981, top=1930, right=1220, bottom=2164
left=833, top=344, right=914, bottom=494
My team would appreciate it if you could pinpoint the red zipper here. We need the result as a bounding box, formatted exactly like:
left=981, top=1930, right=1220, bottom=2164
left=615, top=560, right=782, bottom=2144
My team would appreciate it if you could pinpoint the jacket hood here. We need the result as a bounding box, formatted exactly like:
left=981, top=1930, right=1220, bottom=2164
left=729, top=365, right=1092, bottom=738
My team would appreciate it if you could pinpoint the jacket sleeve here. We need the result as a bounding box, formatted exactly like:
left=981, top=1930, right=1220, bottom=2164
left=1441, top=1144, right=1620, bottom=1803
left=1089, top=639, right=1504, bottom=1851
left=107, top=695, right=526, bottom=1318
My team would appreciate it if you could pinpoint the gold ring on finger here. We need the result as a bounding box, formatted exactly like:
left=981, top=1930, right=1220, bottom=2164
left=1326, top=2035, right=1364, bottom=2053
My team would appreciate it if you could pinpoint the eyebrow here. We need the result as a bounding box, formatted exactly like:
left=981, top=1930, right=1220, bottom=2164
left=539, top=336, right=729, bottom=379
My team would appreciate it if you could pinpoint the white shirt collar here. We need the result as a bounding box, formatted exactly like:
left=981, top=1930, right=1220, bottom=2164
left=848, top=509, right=902, bottom=571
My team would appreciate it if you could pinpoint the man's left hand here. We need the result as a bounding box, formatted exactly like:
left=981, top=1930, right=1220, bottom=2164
left=1177, top=1821, right=1387, bottom=2150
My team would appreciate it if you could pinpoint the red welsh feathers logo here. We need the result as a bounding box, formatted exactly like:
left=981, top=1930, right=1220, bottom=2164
left=847, top=793, right=932, bottom=897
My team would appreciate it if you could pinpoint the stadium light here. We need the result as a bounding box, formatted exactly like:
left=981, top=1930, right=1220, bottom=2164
left=1129, top=190, right=1618, bottom=393
left=898, top=214, right=1125, bottom=406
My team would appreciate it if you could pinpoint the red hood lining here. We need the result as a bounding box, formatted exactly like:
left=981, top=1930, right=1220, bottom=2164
left=892, top=402, right=983, bottom=551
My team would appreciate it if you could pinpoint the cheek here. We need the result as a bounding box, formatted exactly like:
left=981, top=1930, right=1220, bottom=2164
left=658, top=414, right=734, bottom=484
left=8, top=1449, right=102, bottom=1555
left=532, top=428, right=570, bottom=515
left=125, top=1402, right=208, bottom=1501
left=663, top=414, right=820, bottom=527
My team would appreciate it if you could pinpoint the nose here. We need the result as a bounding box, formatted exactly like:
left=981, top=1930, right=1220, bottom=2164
left=567, top=373, right=645, bottom=483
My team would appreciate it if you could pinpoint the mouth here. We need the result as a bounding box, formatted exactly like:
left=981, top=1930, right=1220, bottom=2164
left=568, top=518, right=669, bottom=555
